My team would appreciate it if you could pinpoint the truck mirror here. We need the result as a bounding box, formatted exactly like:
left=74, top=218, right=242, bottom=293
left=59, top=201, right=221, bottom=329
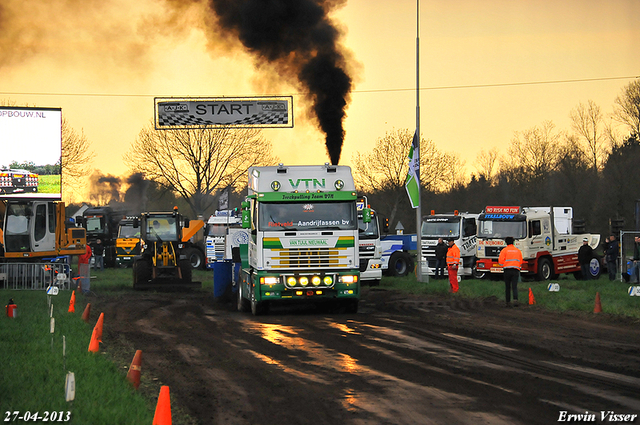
left=184, top=218, right=190, bottom=228
left=133, top=218, right=139, bottom=229
left=362, top=208, right=372, bottom=223
left=383, top=218, right=389, bottom=233
left=241, top=201, right=250, bottom=209
left=241, top=209, right=251, bottom=229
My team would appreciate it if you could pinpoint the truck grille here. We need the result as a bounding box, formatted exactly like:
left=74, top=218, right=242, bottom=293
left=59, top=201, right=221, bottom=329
left=485, top=246, right=503, bottom=257
left=269, top=247, right=348, bottom=269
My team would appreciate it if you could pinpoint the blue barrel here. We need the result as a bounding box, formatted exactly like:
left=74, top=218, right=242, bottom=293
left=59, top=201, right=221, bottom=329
left=213, top=261, right=233, bottom=299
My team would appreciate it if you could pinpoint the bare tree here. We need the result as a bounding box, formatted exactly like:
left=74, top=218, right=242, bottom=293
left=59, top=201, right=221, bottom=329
left=61, top=118, right=95, bottom=202
left=124, top=124, right=278, bottom=217
left=612, top=79, right=640, bottom=137
left=569, top=100, right=608, bottom=172
left=352, top=128, right=463, bottom=225
left=473, top=148, right=499, bottom=184
left=500, top=120, right=563, bottom=183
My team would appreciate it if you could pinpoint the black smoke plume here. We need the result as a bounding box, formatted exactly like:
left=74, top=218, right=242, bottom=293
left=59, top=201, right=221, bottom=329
left=207, top=0, right=352, bottom=164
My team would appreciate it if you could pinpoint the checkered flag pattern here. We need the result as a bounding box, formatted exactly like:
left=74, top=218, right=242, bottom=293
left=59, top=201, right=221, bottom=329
left=159, top=111, right=288, bottom=127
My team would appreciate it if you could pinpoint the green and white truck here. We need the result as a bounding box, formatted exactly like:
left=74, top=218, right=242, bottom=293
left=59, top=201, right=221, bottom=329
left=237, top=163, right=364, bottom=315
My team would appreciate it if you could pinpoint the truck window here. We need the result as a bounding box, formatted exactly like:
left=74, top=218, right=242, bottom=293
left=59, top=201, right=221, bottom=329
left=34, top=203, right=47, bottom=241
left=146, top=218, right=178, bottom=241
left=421, top=218, right=460, bottom=238
left=258, top=201, right=356, bottom=231
left=358, top=213, right=379, bottom=239
left=529, top=220, right=542, bottom=237
left=463, top=218, right=477, bottom=237
left=85, top=215, right=103, bottom=232
left=478, top=219, right=526, bottom=239
left=118, top=224, right=140, bottom=238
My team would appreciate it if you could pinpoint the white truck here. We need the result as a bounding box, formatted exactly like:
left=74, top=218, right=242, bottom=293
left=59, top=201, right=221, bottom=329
left=205, top=209, right=246, bottom=267
left=420, top=211, right=481, bottom=280
left=357, top=198, right=382, bottom=286
left=475, top=206, right=601, bottom=280
left=237, top=164, right=362, bottom=315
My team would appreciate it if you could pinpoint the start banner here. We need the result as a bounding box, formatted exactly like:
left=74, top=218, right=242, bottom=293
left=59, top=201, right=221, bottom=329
left=154, top=96, right=293, bottom=129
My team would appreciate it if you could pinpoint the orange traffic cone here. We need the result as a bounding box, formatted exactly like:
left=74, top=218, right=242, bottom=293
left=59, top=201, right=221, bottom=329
left=153, top=386, right=171, bottom=425
left=88, top=326, right=100, bottom=352
left=88, top=312, right=104, bottom=353
left=528, top=288, right=536, bottom=305
left=594, top=292, right=602, bottom=313
left=68, top=291, right=76, bottom=313
left=94, top=312, right=104, bottom=342
left=126, top=350, right=142, bottom=389
left=81, top=303, right=91, bottom=322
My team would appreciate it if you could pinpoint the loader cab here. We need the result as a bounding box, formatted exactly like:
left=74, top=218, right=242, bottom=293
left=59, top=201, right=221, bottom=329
left=143, top=215, right=180, bottom=242
left=3, top=200, right=56, bottom=253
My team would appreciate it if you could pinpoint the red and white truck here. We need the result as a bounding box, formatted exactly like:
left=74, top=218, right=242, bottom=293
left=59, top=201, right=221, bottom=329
left=475, top=206, right=601, bottom=280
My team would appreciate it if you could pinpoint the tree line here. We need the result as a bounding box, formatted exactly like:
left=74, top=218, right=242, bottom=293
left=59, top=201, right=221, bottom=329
left=356, top=80, right=640, bottom=241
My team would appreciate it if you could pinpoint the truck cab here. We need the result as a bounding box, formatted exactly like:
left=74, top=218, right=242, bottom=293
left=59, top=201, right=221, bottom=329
left=357, top=198, right=382, bottom=286
left=205, top=210, right=245, bottom=267
left=475, top=206, right=601, bottom=280
left=420, top=211, right=480, bottom=279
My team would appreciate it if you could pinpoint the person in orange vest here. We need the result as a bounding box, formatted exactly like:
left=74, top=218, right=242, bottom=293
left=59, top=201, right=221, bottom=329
left=498, top=236, right=523, bottom=307
left=446, top=238, right=460, bottom=293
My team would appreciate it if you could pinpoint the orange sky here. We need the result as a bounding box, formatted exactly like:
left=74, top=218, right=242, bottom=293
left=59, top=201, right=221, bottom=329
left=1, top=0, right=639, bottom=199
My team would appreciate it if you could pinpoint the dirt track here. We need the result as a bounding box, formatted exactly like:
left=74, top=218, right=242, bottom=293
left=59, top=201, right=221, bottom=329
left=93, top=287, right=640, bottom=424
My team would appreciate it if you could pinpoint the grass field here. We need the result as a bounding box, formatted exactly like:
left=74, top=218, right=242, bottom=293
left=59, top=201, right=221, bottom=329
left=38, top=174, right=61, bottom=194
left=1, top=267, right=638, bottom=424
left=381, top=272, right=640, bottom=318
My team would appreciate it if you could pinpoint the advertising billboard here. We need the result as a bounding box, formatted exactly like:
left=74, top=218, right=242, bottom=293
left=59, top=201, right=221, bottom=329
left=0, top=106, right=62, bottom=199
left=154, top=96, right=293, bottom=129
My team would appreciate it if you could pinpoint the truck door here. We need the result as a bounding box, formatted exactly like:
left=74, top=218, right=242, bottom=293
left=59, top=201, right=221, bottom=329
left=32, top=201, right=56, bottom=252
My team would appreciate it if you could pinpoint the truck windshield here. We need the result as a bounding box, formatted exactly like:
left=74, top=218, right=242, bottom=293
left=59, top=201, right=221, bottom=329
left=85, top=215, right=104, bottom=232
left=259, top=201, right=357, bottom=231
left=478, top=220, right=527, bottom=239
left=146, top=217, right=178, bottom=241
left=358, top=214, right=379, bottom=239
left=206, top=222, right=241, bottom=237
left=118, top=224, right=139, bottom=238
left=421, top=217, right=460, bottom=239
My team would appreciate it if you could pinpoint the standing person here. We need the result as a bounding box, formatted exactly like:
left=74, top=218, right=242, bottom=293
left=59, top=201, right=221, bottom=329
left=434, top=237, right=448, bottom=279
left=93, top=238, right=104, bottom=271
left=606, top=234, right=619, bottom=281
left=498, top=236, right=523, bottom=307
left=446, top=238, right=460, bottom=293
left=78, top=243, right=92, bottom=294
left=578, top=237, right=594, bottom=281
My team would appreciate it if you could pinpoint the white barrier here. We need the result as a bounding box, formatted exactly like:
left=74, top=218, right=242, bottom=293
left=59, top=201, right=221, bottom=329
left=0, top=262, right=71, bottom=290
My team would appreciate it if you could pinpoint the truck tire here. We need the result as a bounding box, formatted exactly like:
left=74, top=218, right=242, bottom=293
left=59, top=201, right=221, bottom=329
left=388, top=252, right=414, bottom=277
left=179, top=259, right=192, bottom=283
left=133, top=259, right=151, bottom=289
left=186, top=248, right=205, bottom=270
left=237, top=282, right=250, bottom=312
left=251, top=288, right=268, bottom=316
left=537, top=257, right=553, bottom=281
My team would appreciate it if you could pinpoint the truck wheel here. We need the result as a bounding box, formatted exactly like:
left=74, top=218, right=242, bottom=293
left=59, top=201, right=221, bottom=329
left=133, top=259, right=151, bottom=289
left=389, top=252, right=414, bottom=277
left=472, top=268, right=486, bottom=279
left=237, top=282, right=250, bottom=312
left=251, top=289, right=268, bottom=316
left=537, top=258, right=553, bottom=281
left=179, top=259, right=192, bottom=283
left=186, top=248, right=205, bottom=270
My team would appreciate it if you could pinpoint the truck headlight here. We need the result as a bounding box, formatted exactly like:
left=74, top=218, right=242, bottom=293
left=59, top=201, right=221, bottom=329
left=299, top=276, right=309, bottom=286
left=339, top=275, right=358, bottom=284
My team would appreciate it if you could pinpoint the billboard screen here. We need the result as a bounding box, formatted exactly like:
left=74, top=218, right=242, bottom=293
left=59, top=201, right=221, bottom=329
left=154, top=96, right=293, bottom=129
left=0, top=106, right=62, bottom=199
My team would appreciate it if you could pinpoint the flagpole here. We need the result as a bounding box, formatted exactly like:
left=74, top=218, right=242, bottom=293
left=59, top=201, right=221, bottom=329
left=415, top=0, right=425, bottom=282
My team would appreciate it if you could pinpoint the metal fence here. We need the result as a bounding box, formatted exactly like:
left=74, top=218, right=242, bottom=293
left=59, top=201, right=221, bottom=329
left=0, top=262, right=72, bottom=290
